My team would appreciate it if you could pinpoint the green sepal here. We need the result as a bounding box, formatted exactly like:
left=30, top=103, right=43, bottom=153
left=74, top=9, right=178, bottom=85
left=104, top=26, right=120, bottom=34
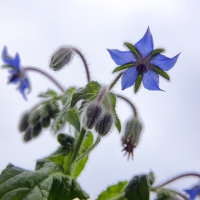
left=134, top=75, right=142, bottom=93
left=1, top=64, right=14, bottom=69
left=148, top=48, right=165, bottom=59
left=42, top=115, right=51, bottom=128
left=64, top=108, right=80, bottom=132
left=70, top=81, right=101, bottom=108
left=153, top=66, right=170, bottom=81
left=71, top=131, right=94, bottom=179
left=124, top=174, right=150, bottom=200
left=113, top=63, right=133, bottom=73
left=29, top=109, right=41, bottom=125
left=32, top=121, right=42, bottom=137
left=19, top=112, right=29, bottom=132
left=38, top=89, right=58, bottom=98
left=155, top=189, right=180, bottom=200
left=124, top=42, right=140, bottom=58
left=97, top=181, right=128, bottom=200
left=61, top=87, right=76, bottom=104
left=106, top=92, right=121, bottom=133
left=0, top=161, right=89, bottom=200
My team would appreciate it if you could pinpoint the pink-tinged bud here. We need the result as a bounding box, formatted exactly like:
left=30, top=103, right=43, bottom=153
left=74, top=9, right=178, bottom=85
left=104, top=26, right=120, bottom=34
left=95, top=112, right=114, bottom=136
left=122, top=117, right=142, bottom=159
left=50, top=46, right=73, bottom=71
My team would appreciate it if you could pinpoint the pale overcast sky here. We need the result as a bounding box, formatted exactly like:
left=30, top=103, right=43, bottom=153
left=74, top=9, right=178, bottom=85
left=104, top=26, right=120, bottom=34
left=0, top=0, right=200, bottom=199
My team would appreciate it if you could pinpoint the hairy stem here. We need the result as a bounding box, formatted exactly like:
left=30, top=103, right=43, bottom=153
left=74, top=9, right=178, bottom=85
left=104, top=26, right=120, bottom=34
left=71, top=135, right=101, bottom=170
left=167, top=189, right=188, bottom=200
left=65, top=128, right=87, bottom=175
left=153, top=173, right=200, bottom=189
left=24, top=67, right=65, bottom=92
left=116, top=94, right=138, bottom=117
left=109, top=72, right=123, bottom=90
left=72, top=47, right=91, bottom=83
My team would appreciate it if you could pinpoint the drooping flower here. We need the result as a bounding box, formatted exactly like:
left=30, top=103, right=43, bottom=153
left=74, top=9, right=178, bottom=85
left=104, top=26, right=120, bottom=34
left=1, top=46, right=30, bottom=100
left=184, top=185, right=200, bottom=200
left=107, top=27, right=180, bottom=93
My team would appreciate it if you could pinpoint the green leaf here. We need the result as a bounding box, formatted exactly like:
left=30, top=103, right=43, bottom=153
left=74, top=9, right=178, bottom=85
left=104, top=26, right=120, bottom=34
left=61, top=87, right=77, bottom=104
left=155, top=189, right=180, bottom=200
left=71, top=132, right=94, bottom=179
left=125, top=174, right=150, bottom=200
left=64, top=108, right=80, bottom=132
left=46, top=134, right=74, bottom=167
left=106, top=92, right=121, bottom=132
left=38, top=89, right=58, bottom=98
left=147, top=171, right=155, bottom=186
left=0, top=161, right=89, bottom=200
left=153, top=66, right=170, bottom=81
left=113, top=63, right=133, bottom=73
left=124, top=42, right=140, bottom=58
left=97, top=181, right=128, bottom=200
left=134, top=75, right=142, bottom=93
left=148, top=48, right=165, bottom=59
left=70, top=81, right=101, bottom=108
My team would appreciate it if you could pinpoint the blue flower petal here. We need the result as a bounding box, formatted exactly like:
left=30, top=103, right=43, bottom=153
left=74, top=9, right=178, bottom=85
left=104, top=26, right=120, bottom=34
left=150, top=53, right=180, bottom=71
left=1, top=46, right=20, bottom=70
left=184, top=186, right=200, bottom=200
left=19, top=78, right=30, bottom=100
left=143, top=69, right=163, bottom=91
left=135, top=27, right=154, bottom=58
left=121, top=67, right=138, bottom=90
left=107, top=49, right=136, bottom=65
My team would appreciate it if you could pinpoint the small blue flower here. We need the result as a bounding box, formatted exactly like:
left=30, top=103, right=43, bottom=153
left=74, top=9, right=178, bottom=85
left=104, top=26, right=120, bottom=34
left=1, top=46, right=30, bottom=100
left=107, top=27, right=180, bottom=92
left=184, top=185, right=200, bottom=200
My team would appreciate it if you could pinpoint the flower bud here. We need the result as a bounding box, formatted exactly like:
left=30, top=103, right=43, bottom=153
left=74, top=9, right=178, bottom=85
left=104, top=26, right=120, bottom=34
left=122, top=117, right=142, bottom=159
left=95, top=112, right=114, bottom=136
left=23, top=127, right=33, bottom=142
left=29, top=109, right=41, bottom=125
left=32, top=121, right=42, bottom=137
left=42, top=116, right=51, bottom=128
left=83, top=102, right=103, bottom=129
left=19, top=112, right=29, bottom=132
left=50, top=46, right=73, bottom=71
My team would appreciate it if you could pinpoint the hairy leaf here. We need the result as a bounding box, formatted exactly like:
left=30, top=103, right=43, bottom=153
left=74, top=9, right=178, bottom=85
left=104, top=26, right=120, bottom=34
left=97, top=181, right=128, bottom=200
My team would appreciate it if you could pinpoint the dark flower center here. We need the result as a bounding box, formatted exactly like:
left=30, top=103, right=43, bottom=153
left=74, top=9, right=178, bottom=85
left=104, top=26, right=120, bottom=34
left=136, top=58, right=150, bottom=75
left=8, top=70, right=20, bottom=83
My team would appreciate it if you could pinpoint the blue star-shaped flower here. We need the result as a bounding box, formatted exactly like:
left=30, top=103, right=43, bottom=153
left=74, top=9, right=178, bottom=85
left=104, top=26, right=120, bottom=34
left=107, top=27, right=180, bottom=92
left=184, top=185, right=200, bottom=200
left=1, top=46, right=30, bottom=100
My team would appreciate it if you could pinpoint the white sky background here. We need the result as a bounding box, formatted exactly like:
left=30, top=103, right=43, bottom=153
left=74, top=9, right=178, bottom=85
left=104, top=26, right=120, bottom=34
left=0, top=0, right=200, bottom=199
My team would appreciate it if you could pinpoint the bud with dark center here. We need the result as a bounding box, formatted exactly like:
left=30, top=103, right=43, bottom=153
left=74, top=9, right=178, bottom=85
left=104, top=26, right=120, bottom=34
left=32, top=121, right=42, bottom=137
left=24, top=127, right=33, bottom=142
left=95, top=112, right=114, bottom=136
left=50, top=46, right=73, bottom=71
left=122, top=117, right=142, bottom=159
left=84, top=102, right=103, bottom=129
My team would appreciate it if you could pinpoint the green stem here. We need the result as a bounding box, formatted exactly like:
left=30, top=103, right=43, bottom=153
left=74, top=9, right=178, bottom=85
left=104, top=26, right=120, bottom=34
left=116, top=94, right=138, bottom=117
left=167, top=189, right=188, bottom=200
left=72, top=47, right=91, bottom=83
left=71, top=135, right=101, bottom=170
left=153, top=173, right=200, bottom=189
left=24, top=67, right=65, bottom=92
left=109, top=72, right=123, bottom=90
left=65, top=128, right=87, bottom=175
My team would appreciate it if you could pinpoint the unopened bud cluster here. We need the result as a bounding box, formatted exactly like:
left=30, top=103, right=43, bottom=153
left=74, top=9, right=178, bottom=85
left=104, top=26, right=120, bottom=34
left=50, top=46, right=73, bottom=71
left=19, top=101, right=60, bottom=141
left=122, top=117, right=142, bottom=159
left=82, top=87, right=114, bottom=136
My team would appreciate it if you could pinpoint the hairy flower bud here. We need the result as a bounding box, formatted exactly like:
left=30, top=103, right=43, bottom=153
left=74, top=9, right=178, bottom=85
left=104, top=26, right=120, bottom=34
left=122, top=117, right=142, bottom=159
left=29, top=110, right=41, bottom=125
left=42, top=116, right=51, bottom=128
left=50, top=46, right=73, bottom=71
left=95, top=112, right=114, bottom=136
left=19, top=112, right=29, bottom=132
left=32, top=121, right=42, bottom=137
left=24, top=127, right=33, bottom=142
left=83, top=102, right=103, bottom=129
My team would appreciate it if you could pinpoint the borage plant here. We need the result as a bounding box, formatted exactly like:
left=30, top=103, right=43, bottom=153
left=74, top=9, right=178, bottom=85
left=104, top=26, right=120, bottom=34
left=0, top=27, right=199, bottom=200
